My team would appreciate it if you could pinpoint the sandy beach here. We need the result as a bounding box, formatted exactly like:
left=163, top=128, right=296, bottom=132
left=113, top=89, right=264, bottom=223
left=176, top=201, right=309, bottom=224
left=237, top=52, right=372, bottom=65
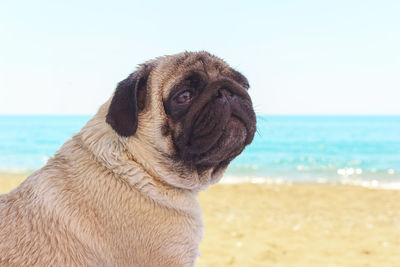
left=1, top=176, right=400, bottom=266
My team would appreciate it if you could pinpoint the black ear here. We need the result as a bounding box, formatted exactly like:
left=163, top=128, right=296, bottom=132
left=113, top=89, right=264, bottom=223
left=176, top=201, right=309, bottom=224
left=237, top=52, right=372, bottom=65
left=106, top=65, right=151, bottom=137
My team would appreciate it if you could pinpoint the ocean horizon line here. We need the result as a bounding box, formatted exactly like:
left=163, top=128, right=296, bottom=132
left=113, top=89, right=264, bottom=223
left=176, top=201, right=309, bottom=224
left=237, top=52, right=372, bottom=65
left=1, top=114, right=400, bottom=117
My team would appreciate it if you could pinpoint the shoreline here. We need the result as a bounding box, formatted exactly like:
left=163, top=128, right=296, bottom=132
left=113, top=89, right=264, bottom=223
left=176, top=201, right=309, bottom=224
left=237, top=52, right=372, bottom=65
left=221, top=176, right=400, bottom=190
left=2, top=174, right=400, bottom=193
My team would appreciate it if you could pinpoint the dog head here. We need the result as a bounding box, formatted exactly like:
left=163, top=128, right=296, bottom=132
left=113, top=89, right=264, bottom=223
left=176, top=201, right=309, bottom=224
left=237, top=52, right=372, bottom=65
left=105, top=51, right=256, bottom=190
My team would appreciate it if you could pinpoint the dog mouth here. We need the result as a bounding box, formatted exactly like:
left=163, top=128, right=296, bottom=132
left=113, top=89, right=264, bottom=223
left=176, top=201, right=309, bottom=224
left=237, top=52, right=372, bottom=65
left=194, top=116, right=248, bottom=164
left=175, top=111, right=255, bottom=170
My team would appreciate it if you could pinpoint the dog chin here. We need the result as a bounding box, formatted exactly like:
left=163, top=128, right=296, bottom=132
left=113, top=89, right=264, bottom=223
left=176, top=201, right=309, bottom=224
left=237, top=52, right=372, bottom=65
left=191, top=116, right=248, bottom=169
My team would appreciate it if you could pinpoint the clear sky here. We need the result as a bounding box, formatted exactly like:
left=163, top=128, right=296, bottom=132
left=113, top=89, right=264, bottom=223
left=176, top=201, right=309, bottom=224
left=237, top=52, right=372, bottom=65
left=1, top=0, right=399, bottom=115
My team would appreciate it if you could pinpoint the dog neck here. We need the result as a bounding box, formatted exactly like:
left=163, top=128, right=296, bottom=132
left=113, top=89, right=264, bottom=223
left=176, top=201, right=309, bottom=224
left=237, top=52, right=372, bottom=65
left=73, top=103, right=201, bottom=214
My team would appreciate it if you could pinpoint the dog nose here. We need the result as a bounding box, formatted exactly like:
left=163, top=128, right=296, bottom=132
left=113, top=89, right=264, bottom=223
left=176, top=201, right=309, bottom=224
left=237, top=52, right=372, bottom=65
left=217, top=88, right=236, bottom=103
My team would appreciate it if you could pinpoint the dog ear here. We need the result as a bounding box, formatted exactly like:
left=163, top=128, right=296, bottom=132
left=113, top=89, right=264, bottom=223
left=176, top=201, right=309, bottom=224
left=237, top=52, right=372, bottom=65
left=106, top=65, right=151, bottom=137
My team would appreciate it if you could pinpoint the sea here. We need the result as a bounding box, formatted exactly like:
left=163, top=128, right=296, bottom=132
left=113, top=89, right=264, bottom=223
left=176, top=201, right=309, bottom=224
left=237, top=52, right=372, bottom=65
left=1, top=115, right=399, bottom=188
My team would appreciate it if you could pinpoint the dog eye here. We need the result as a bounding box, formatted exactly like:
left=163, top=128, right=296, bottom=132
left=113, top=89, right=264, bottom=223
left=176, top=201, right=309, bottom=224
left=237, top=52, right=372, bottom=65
left=174, top=91, right=193, bottom=104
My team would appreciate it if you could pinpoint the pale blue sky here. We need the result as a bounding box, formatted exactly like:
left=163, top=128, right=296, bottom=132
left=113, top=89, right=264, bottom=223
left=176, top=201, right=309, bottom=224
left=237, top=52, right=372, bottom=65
left=1, top=0, right=399, bottom=115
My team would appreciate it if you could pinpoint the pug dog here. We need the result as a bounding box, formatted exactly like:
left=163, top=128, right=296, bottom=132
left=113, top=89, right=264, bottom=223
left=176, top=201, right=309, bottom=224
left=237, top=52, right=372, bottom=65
left=0, top=51, right=256, bottom=266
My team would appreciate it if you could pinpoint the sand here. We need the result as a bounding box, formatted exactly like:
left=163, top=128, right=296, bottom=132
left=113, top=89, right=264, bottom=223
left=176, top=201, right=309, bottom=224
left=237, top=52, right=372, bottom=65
left=1, top=176, right=400, bottom=266
left=0, top=175, right=26, bottom=193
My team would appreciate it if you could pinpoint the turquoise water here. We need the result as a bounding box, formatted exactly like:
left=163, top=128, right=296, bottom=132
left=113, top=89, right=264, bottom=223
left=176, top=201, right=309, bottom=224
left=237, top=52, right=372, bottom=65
left=1, top=115, right=400, bottom=184
left=227, top=115, right=400, bottom=184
